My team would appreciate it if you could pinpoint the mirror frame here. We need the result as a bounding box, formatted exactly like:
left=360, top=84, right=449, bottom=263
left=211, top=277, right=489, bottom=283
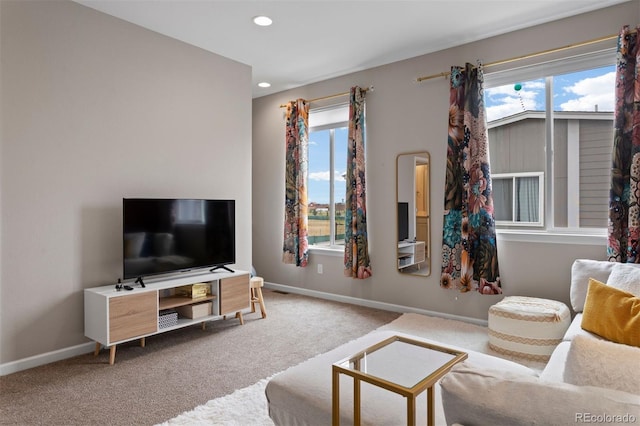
left=396, top=151, right=431, bottom=277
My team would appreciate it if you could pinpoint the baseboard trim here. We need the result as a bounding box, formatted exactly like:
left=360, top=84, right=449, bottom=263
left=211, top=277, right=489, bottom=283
left=0, top=342, right=95, bottom=376
left=264, top=282, right=489, bottom=327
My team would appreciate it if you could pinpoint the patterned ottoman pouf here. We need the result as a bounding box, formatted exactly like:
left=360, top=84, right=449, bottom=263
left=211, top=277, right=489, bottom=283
left=488, top=296, right=571, bottom=362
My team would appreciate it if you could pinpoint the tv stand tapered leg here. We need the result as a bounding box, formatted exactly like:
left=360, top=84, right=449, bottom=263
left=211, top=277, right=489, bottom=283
left=93, top=341, right=115, bottom=363
left=109, top=345, right=116, bottom=365
left=92, top=340, right=141, bottom=365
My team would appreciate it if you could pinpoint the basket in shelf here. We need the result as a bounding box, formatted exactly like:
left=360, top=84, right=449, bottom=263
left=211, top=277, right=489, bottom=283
left=158, top=309, right=178, bottom=329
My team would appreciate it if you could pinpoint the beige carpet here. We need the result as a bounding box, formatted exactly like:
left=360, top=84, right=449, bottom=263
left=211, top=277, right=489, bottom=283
left=159, top=312, right=547, bottom=425
left=0, top=290, right=400, bottom=426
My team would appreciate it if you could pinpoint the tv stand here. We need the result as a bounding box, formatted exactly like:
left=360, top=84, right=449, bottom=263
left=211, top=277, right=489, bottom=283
left=84, top=269, right=250, bottom=364
left=398, top=241, right=426, bottom=270
left=134, top=276, right=146, bottom=287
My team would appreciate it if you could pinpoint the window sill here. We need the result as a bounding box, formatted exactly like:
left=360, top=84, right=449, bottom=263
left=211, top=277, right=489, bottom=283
left=309, top=246, right=344, bottom=257
left=496, top=228, right=607, bottom=245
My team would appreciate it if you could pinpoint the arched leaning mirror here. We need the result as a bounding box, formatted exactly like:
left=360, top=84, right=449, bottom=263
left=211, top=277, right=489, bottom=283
left=396, top=152, right=430, bottom=276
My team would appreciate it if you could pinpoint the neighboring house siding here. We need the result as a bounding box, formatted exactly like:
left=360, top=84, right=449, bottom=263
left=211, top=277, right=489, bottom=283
left=489, top=119, right=545, bottom=174
left=488, top=113, right=612, bottom=228
left=554, top=119, right=569, bottom=227
left=579, top=120, right=612, bottom=228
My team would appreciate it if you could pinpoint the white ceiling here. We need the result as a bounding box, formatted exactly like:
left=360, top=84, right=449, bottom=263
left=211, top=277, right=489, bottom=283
left=75, top=0, right=631, bottom=98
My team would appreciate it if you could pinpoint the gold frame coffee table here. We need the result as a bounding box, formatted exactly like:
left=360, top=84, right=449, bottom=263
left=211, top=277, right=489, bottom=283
left=332, top=335, right=467, bottom=426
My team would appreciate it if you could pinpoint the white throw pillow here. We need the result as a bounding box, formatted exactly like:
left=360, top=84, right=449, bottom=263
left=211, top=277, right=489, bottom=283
left=570, top=259, right=615, bottom=312
left=606, top=263, right=640, bottom=297
left=564, top=335, right=640, bottom=395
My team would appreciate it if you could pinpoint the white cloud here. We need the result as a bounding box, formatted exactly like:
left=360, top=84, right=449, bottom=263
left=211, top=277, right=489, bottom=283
left=309, top=171, right=330, bottom=181
left=559, top=71, right=615, bottom=112
left=486, top=97, right=523, bottom=122
left=485, top=82, right=543, bottom=122
left=309, top=170, right=345, bottom=182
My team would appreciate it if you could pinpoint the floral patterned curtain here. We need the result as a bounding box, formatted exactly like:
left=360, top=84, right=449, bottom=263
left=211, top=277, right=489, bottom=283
left=441, top=63, right=501, bottom=294
left=282, top=99, right=310, bottom=267
left=608, top=25, right=640, bottom=263
left=344, top=87, right=372, bottom=279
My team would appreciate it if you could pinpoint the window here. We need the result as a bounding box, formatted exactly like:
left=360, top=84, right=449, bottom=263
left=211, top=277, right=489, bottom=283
left=307, top=105, right=349, bottom=248
left=493, top=172, right=544, bottom=226
left=176, top=199, right=205, bottom=223
left=484, top=50, right=615, bottom=232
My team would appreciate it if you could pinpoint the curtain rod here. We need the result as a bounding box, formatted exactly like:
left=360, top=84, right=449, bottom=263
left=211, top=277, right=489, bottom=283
left=416, top=31, right=628, bottom=83
left=279, top=86, right=373, bottom=108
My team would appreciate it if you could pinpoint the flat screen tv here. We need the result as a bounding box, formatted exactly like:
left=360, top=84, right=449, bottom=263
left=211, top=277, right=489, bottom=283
left=123, top=198, right=235, bottom=282
left=398, top=202, right=409, bottom=242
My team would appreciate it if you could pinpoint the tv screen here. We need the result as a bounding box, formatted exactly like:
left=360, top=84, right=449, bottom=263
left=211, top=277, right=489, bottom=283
left=398, top=202, right=409, bottom=242
left=122, top=198, right=235, bottom=280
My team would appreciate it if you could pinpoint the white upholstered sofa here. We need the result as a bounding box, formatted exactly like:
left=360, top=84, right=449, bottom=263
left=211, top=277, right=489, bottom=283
left=440, top=259, right=640, bottom=425
left=265, top=259, right=640, bottom=425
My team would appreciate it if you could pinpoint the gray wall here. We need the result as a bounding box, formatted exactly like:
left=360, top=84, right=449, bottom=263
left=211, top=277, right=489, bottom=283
left=252, top=2, right=639, bottom=322
left=1, top=1, right=252, bottom=364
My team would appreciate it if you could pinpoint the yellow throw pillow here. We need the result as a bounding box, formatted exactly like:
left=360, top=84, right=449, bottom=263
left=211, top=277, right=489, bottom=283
left=581, top=278, right=640, bottom=347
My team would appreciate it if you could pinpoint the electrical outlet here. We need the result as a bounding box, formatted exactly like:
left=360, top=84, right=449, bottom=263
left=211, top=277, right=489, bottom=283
left=317, top=264, right=323, bottom=274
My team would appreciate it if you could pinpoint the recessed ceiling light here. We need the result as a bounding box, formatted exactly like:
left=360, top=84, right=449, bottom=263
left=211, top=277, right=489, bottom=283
left=253, top=16, right=272, bottom=26
left=258, top=82, right=271, bottom=88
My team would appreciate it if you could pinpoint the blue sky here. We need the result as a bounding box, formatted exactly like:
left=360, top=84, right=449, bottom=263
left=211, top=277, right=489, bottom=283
left=307, top=65, right=616, bottom=205
left=485, top=65, right=615, bottom=121
left=308, top=127, right=348, bottom=205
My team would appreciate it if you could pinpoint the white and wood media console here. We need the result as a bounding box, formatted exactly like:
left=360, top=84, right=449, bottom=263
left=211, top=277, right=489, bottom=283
left=397, top=241, right=426, bottom=270
left=84, top=270, right=250, bottom=364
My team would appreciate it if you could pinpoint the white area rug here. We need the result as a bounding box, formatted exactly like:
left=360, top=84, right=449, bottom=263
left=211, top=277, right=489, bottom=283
left=157, top=376, right=274, bottom=426
left=158, top=312, right=545, bottom=425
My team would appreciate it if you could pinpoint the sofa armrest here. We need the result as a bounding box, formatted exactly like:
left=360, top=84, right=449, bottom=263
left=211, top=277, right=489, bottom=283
left=441, top=363, right=640, bottom=426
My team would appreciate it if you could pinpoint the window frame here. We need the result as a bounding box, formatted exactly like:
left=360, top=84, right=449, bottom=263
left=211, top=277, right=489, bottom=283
left=492, top=172, right=545, bottom=227
left=484, top=48, right=616, bottom=241
left=307, top=104, right=349, bottom=251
